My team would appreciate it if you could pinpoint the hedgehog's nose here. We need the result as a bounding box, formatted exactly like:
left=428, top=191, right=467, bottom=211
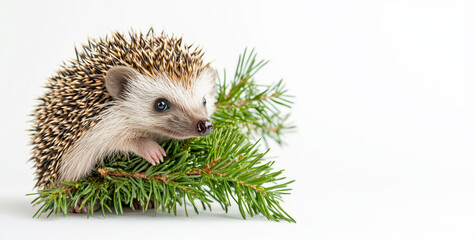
left=197, top=120, right=213, bottom=136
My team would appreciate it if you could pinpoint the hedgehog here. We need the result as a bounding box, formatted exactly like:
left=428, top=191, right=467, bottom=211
left=30, top=29, right=216, bottom=189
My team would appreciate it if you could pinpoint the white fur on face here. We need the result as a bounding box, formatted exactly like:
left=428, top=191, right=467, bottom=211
left=192, top=68, right=217, bottom=116
left=117, top=68, right=217, bottom=139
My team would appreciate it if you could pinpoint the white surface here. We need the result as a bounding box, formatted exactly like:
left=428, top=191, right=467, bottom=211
left=1, top=0, right=474, bottom=239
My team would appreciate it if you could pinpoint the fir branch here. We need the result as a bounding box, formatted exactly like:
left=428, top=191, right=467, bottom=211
left=28, top=49, right=295, bottom=222
left=213, top=48, right=294, bottom=145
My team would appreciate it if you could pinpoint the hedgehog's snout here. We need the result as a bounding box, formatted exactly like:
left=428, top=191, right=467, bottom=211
left=197, top=120, right=213, bottom=136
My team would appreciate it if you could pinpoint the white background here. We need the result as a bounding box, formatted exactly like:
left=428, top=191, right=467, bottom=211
left=0, top=0, right=474, bottom=239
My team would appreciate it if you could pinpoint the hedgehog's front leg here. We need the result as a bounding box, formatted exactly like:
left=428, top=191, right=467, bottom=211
left=129, top=138, right=167, bottom=165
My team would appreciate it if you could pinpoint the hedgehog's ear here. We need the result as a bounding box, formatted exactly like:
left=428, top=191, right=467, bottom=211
left=105, top=66, right=140, bottom=99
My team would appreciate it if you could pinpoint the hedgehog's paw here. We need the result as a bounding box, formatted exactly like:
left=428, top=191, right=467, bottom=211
left=131, top=199, right=156, bottom=210
left=133, top=138, right=167, bottom=165
left=71, top=199, right=88, bottom=213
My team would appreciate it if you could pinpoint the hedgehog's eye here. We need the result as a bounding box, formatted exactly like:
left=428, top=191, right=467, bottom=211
left=154, top=98, right=169, bottom=112
left=203, top=97, right=207, bottom=106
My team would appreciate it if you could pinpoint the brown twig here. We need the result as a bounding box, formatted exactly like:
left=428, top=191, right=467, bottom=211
left=186, top=157, right=221, bottom=175
left=217, top=93, right=279, bottom=109
left=246, top=124, right=282, bottom=133
left=237, top=181, right=265, bottom=193
left=179, top=138, right=195, bottom=150
left=186, top=157, right=265, bottom=193
left=235, top=93, right=278, bottom=108
left=97, top=156, right=265, bottom=194
left=61, top=186, right=76, bottom=193
left=97, top=168, right=170, bottom=183
left=215, top=76, right=250, bottom=109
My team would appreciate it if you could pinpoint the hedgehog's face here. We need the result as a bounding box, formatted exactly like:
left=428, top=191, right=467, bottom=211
left=105, top=66, right=216, bottom=139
